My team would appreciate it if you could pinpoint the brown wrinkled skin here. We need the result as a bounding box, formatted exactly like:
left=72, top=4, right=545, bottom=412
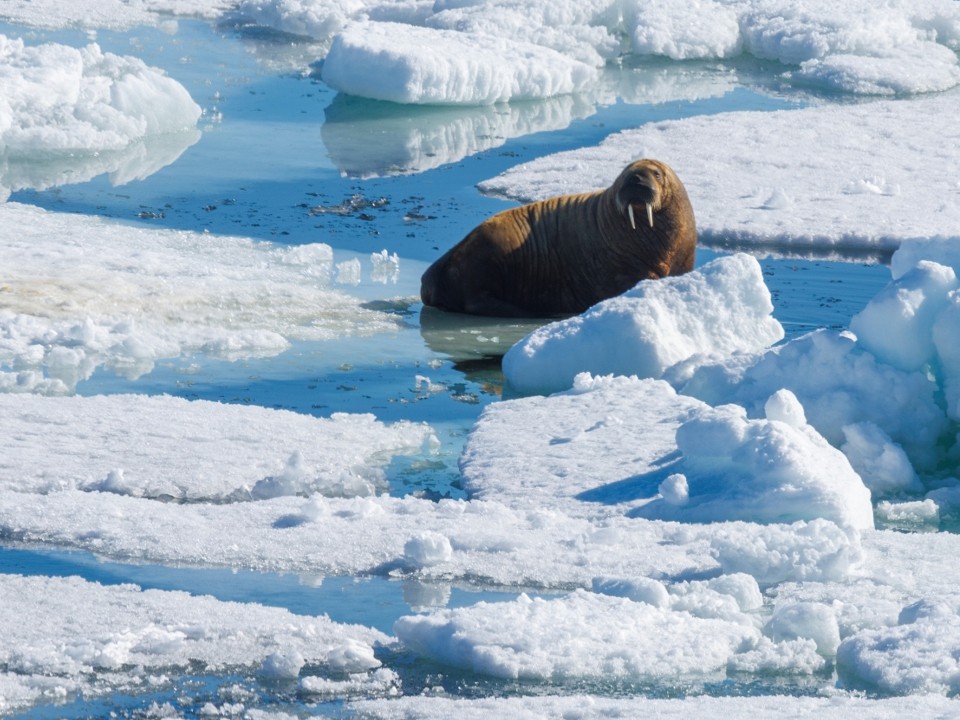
left=420, top=158, right=697, bottom=317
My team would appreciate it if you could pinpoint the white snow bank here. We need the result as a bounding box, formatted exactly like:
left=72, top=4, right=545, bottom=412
left=1, top=393, right=437, bottom=501
left=321, top=21, right=597, bottom=105
left=837, top=600, right=960, bottom=695
left=502, top=254, right=784, bottom=396
left=479, top=93, right=960, bottom=252
left=466, top=374, right=873, bottom=530
left=348, top=694, right=960, bottom=719
left=240, top=0, right=960, bottom=98
left=0, top=573, right=389, bottom=714
left=0, top=0, right=234, bottom=29
left=394, top=589, right=760, bottom=680
left=0, top=202, right=404, bottom=394
left=0, top=375, right=866, bottom=590
left=632, top=396, right=874, bottom=531
left=0, top=35, right=200, bottom=174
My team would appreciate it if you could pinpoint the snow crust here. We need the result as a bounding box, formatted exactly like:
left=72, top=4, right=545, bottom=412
left=480, top=92, right=960, bottom=252
left=0, top=35, right=201, bottom=199
left=503, top=254, right=784, bottom=395
left=230, top=0, right=960, bottom=103
left=0, top=573, right=390, bottom=712
left=0, top=202, right=404, bottom=394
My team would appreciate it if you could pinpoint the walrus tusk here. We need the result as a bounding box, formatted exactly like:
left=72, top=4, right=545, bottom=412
left=628, top=203, right=655, bottom=230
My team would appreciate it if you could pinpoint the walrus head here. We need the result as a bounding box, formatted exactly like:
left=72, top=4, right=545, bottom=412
left=613, top=159, right=672, bottom=231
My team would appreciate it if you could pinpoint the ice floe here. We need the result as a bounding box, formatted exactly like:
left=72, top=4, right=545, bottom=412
left=321, top=21, right=598, bottom=105
left=0, top=573, right=391, bottom=714
left=503, top=254, right=784, bottom=395
left=230, top=0, right=960, bottom=102
left=0, top=0, right=234, bottom=30
left=0, top=202, right=404, bottom=394
left=479, top=92, right=960, bottom=252
left=0, top=35, right=201, bottom=198
left=2, top=393, right=437, bottom=501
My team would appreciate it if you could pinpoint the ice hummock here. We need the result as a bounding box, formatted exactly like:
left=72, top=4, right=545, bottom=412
left=0, top=202, right=405, bottom=394
left=231, top=0, right=960, bottom=103
left=321, top=21, right=598, bottom=106
left=0, top=34, right=202, bottom=199
left=479, top=92, right=960, bottom=252
left=503, top=254, right=784, bottom=396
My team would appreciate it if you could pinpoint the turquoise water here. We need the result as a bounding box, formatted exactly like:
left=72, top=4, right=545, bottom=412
left=0, top=17, right=893, bottom=718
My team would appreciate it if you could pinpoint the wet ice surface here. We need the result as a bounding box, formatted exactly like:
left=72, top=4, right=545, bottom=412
left=5, top=7, right=955, bottom=719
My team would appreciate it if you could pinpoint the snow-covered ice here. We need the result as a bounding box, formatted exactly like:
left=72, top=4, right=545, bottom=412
left=0, top=573, right=391, bottom=714
left=321, top=21, right=598, bottom=105
left=479, top=92, right=960, bottom=252
left=0, top=34, right=202, bottom=199
left=0, top=202, right=404, bottom=394
left=1, top=393, right=437, bottom=501
left=5, top=0, right=960, bottom=715
left=503, top=254, right=784, bottom=395
left=233, top=0, right=960, bottom=102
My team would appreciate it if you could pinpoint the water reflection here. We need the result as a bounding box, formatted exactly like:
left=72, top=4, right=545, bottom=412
left=322, top=93, right=598, bottom=178
left=0, top=129, right=201, bottom=200
left=321, top=58, right=744, bottom=179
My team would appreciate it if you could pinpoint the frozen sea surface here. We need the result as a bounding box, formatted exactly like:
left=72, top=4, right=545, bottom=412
left=4, top=1, right=960, bottom=718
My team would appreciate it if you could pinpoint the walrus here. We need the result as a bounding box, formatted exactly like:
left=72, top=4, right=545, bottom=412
left=420, top=158, right=696, bottom=317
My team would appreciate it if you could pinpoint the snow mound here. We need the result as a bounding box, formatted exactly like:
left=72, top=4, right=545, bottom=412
left=1, top=393, right=437, bottom=502
left=502, top=254, right=783, bottom=396
left=0, top=35, right=200, bottom=157
left=394, top=589, right=760, bottom=680
left=321, top=21, right=597, bottom=105
left=0, top=203, right=404, bottom=394
left=632, top=396, right=874, bottom=531
left=479, top=94, right=960, bottom=251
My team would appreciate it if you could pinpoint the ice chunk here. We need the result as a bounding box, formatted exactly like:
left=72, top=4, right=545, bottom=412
left=321, top=21, right=597, bottom=105
left=634, top=402, right=875, bottom=531
left=840, top=422, right=923, bottom=496
left=837, top=604, right=960, bottom=695
left=394, top=589, right=759, bottom=680
left=0, top=35, right=200, bottom=156
left=767, top=602, right=841, bottom=657
left=676, top=329, right=950, bottom=475
left=628, top=0, right=741, bottom=60
left=849, top=261, right=958, bottom=372
left=503, top=255, right=784, bottom=396
left=404, top=532, right=454, bottom=569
